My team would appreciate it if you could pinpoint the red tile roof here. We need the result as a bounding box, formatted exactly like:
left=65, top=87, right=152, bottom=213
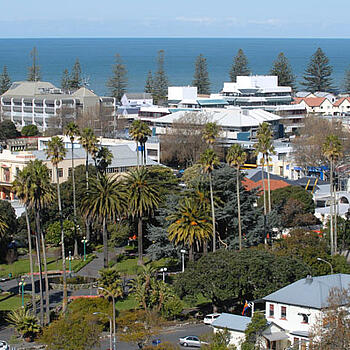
left=243, top=178, right=291, bottom=194
left=333, top=97, right=350, bottom=107
left=302, top=97, right=327, bottom=107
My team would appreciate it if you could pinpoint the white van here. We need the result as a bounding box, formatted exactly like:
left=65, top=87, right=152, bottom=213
left=203, top=313, right=221, bottom=325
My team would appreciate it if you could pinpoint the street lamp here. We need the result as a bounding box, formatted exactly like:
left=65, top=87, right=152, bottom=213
left=18, top=278, right=25, bottom=308
left=98, top=287, right=116, bottom=350
left=180, top=249, right=186, bottom=273
left=160, top=267, right=167, bottom=282
left=93, top=312, right=113, bottom=350
left=317, top=257, right=334, bottom=274
left=81, top=236, right=88, bottom=261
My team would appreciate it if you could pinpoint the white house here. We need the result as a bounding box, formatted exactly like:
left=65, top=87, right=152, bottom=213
left=333, top=97, right=350, bottom=115
left=212, top=274, right=350, bottom=350
left=120, top=93, right=153, bottom=107
left=293, top=97, right=334, bottom=115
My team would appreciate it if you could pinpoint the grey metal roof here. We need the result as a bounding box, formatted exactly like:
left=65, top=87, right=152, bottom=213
left=263, top=274, right=350, bottom=309
left=125, top=93, right=152, bottom=100
left=290, top=330, right=309, bottom=338
left=31, top=144, right=157, bottom=168
left=211, top=313, right=251, bottom=332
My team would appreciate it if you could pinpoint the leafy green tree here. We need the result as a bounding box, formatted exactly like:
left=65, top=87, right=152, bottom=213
left=65, top=122, right=80, bottom=255
left=241, top=312, right=268, bottom=350
left=229, top=49, right=250, bottom=82
left=107, top=53, right=128, bottom=101
left=174, top=249, right=308, bottom=310
left=145, top=70, right=153, bottom=93
left=192, top=54, right=210, bottom=94
left=40, top=312, right=102, bottom=350
left=202, top=329, right=236, bottom=350
left=21, top=124, right=39, bottom=136
left=0, top=65, right=11, bottom=94
left=27, top=47, right=41, bottom=82
left=323, top=134, right=343, bottom=255
left=153, top=50, right=168, bottom=104
left=81, top=175, right=127, bottom=268
left=69, top=58, right=83, bottom=90
left=0, top=214, right=8, bottom=238
left=199, top=148, right=220, bottom=252
left=161, top=295, right=183, bottom=320
left=0, top=120, right=20, bottom=141
left=226, top=144, right=247, bottom=250
left=46, top=220, right=75, bottom=249
left=301, top=48, right=333, bottom=92
left=125, top=168, right=161, bottom=265
left=129, top=120, right=152, bottom=167
left=270, top=52, right=296, bottom=89
left=45, top=136, right=68, bottom=312
left=167, top=197, right=212, bottom=261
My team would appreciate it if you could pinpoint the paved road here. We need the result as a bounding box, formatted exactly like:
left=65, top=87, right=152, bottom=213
left=97, top=324, right=212, bottom=350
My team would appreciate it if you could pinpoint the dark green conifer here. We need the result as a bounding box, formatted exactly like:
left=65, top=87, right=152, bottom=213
left=69, top=58, right=82, bottom=90
left=270, top=52, right=296, bottom=90
left=0, top=66, right=11, bottom=94
left=229, top=49, right=250, bottom=82
left=192, top=54, right=210, bottom=95
left=145, top=71, right=153, bottom=94
left=152, top=50, right=169, bottom=104
left=106, top=54, right=128, bottom=101
left=61, top=69, right=70, bottom=91
left=301, top=48, right=333, bottom=92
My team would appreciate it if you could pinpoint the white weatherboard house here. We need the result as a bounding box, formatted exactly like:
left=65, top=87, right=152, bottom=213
left=211, top=274, right=350, bottom=350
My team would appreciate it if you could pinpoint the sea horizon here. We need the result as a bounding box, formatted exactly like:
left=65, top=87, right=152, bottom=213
left=0, top=37, right=349, bottom=95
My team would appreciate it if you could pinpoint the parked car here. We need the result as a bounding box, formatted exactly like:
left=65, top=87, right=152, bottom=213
left=203, top=313, right=221, bottom=325
left=179, top=336, right=207, bottom=347
left=0, top=341, right=8, bottom=350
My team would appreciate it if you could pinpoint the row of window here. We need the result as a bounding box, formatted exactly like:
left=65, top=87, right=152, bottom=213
left=269, top=304, right=309, bottom=323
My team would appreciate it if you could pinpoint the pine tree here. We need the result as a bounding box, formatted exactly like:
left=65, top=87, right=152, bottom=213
left=153, top=50, right=169, bottom=104
left=301, top=48, right=333, bottom=92
left=69, top=58, right=82, bottom=90
left=27, top=47, right=41, bottom=82
left=229, top=49, right=250, bottom=82
left=145, top=71, right=153, bottom=93
left=106, top=54, right=128, bottom=101
left=270, top=52, right=296, bottom=90
left=344, top=68, right=350, bottom=93
left=0, top=66, right=11, bottom=94
left=61, top=69, right=70, bottom=91
left=192, top=54, right=210, bottom=95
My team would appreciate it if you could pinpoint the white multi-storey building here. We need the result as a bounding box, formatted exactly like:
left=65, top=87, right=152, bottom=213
left=0, top=81, right=116, bottom=132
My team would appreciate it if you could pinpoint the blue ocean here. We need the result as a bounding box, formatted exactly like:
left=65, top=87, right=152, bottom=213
left=0, top=38, right=349, bottom=95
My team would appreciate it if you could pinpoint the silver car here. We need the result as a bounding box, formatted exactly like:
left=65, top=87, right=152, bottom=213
left=0, top=341, right=9, bottom=350
left=179, top=336, right=207, bottom=347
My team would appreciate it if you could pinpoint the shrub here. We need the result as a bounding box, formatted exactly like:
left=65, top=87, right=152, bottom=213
left=6, top=308, right=41, bottom=340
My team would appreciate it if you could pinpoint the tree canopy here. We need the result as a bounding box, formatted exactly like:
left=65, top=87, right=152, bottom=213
left=0, top=65, right=11, bottom=94
left=21, top=124, right=40, bottom=137
left=106, top=53, right=128, bottom=101
left=270, top=52, right=296, bottom=90
left=229, top=49, right=250, bottom=82
left=192, top=54, right=210, bottom=95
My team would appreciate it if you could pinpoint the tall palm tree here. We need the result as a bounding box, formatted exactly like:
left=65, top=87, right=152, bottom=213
left=124, top=168, right=161, bottom=265
left=81, top=175, right=127, bottom=268
left=12, top=168, right=37, bottom=314
left=45, top=136, right=68, bottom=312
left=79, top=127, right=98, bottom=189
left=199, top=148, right=219, bottom=252
left=0, top=215, right=7, bottom=236
left=255, top=122, right=275, bottom=213
left=96, top=146, right=113, bottom=174
left=202, top=122, right=220, bottom=149
left=22, top=160, right=54, bottom=326
left=129, top=120, right=152, bottom=167
left=79, top=127, right=98, bottom=241
left=226, top=144, right=247, bottom=251
left=322, top=135, right=343, bottom=255
left=167, top=198, right=212, bottom=261
left=65, top=122, right=80, bottom=256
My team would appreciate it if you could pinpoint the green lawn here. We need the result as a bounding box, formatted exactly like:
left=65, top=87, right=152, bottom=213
left=115, top=295, right=138, bottom=311
left=0, top=293, right=31, bottom=311
left=0, top=254, right=95, bottom=278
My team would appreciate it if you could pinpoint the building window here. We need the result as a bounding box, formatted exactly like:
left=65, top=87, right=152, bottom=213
left=68, top=168, right=72, bottom=177
left=269, top=304, right=274, bottom=318
left=300, top=313, right=309, bottom=324
left=48, top=169, right=53, bottom=179
left=281, top=306, right=287, bottom=319
left=58, top=168, right=63, bottom=178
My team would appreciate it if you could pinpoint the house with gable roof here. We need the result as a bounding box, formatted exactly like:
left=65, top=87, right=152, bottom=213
left=292, top=97, right=334, bottom=115
left=333, top=97, right=350, bottom=115
left=211, top=274, right=350, bottom=350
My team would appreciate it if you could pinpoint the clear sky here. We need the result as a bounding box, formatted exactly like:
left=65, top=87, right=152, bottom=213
left=1, top=0, right=349, bottom=38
